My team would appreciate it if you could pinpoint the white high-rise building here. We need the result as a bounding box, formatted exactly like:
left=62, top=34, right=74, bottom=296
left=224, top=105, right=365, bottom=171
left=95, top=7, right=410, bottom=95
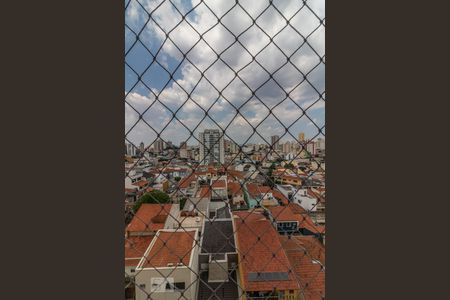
left=126, top=143, right=137, bottom=156
left=154, top=138, right=164, bottom=153
left=199, top=129, right=225, bottom=165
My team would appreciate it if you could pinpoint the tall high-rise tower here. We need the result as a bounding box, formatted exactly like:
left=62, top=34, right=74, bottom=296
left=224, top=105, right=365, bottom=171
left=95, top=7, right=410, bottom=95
left=199, top=129, right=225, bottom=165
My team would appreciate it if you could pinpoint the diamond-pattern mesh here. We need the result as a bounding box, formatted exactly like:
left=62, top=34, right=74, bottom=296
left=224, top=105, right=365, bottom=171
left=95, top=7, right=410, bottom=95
left=125, top=0, right=325, bottom=299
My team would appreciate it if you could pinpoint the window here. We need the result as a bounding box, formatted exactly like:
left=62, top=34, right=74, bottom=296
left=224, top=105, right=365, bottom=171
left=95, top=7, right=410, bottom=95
left=173, top=282, right=185, bottom=291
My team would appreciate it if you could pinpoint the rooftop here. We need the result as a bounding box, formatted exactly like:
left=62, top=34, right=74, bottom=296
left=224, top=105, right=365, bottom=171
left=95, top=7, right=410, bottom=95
left=215, top=206, right=231, bottom=219
left=201, top=220, right=235, bottom=254
left=139, top=230, right=197, bottom=268
left=179, top=173, right=196, bottom=189
left=132, top=179, right=149, bottom=188
left=126, top=204, right=172, bottom=233
left=279, top=235, right=325, bottom=300
left=227, top=181, right=243, bottom=196
left=233, top=211, right=299, bottom=292
left=246, top=183, right=272, bottom=199
left=198, top=270, right=239, bottom=300
left=211, top=179, right=227, bottom=189
left=269, top=206, right=299, bottom=222
left=125, top=236, right=154, bottom=267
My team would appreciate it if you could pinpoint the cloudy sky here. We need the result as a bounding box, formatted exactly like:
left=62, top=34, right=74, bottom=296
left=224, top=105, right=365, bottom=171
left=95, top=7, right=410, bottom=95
left=125, top=0, right=325, bottom=148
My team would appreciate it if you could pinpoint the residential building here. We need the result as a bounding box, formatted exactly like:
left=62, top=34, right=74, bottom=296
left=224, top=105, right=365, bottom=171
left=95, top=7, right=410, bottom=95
left=276, top=185, right=318, bottom=212
left=134, top=229, right=200, bottom=300
left=126, top=143, right=138, bottom=156
left=298, top=132, right=305, bottom=142
left=271, top=135, right=280, bottom=151
left=125, top=235, right=154, bottom=300
left=233, top=211, right=300, bottom=299
left=126, top=203, right=179, bottom=237
left=279, top=235, right=325, bottom=300
left=199, top=129, right=225, bottom=165
left=154, top=138, right=164, bottom=153
left=198, top=210, right=239, bottom=300
left=179, top=141, right=188, bottom=158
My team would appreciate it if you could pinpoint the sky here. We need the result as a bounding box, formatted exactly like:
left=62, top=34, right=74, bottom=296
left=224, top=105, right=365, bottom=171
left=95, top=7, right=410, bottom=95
left=125, top=0, right=325, bottom=148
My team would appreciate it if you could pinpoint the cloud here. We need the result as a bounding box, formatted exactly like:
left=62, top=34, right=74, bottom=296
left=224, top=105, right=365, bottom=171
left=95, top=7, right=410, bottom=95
left=125, top=0, right=325, bottom=147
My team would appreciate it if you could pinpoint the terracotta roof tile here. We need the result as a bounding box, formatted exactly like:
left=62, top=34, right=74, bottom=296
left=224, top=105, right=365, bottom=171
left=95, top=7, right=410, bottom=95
left=179, top=173, right=196, bottom=189
left=279, top=236, right=325, bottom=300
left=125, top=236, right=154, bottom=267
left=228, top=182, right=243, bottom=196
left=233, top=211, right=299, bottom=292
left=246, top=183, right=272, bottom=198
left=140, top=230, right=196, bottom=268
left=132, top=180, right=149, bottom=188
left=126, top=204, right=172, bottom=233
left=272, top=189, right=289, bottom=205
left=269, top=206, right=298, bottom=222
left=211, top=179, right=226, bottom=188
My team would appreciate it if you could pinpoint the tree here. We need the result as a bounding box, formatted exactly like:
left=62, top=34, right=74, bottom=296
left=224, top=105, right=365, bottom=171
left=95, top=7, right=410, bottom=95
left=133, top=190, right=170, bottom=213
left=179, top=197, right=187, bottom=210
left=284, top=162, right=295, bottom=169
left=174, top=176, right=181, bottom=182
left=264, top=163, right=276, bottom=188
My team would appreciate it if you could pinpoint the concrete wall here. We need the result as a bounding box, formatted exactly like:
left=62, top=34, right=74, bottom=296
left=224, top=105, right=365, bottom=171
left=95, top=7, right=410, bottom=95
left=135, top=267, right=195, bottom=300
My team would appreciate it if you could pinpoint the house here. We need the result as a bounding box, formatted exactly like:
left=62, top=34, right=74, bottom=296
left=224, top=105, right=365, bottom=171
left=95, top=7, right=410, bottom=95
left=270, top=204, right=325, bottom=241
left=184, top=186, right=211, bottom=214
left=125, top=235, right=154, bottom=300
left=227, top=181, right=245, bottom=207
left=174, top=210, right=204, bottom=232
left=126, top=204, right=179, bottom=237
left=276, top=174, right=302, bottom=187
left=233, top=211, right=300, bottom=299
left=210, top=177, right=228, bottom=201
left=279, top=235, right=325, bottom=300
left=177, top=173, right=197, bottom=198
left=134, top=229, right=200, bottom=300
left=277, top=185, right=318, bottom=212
left=245, top=183, right=278, bottom=208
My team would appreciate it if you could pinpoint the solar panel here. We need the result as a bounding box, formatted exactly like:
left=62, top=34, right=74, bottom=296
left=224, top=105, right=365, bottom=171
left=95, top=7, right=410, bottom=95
left=248, top=272, right=289, bottom=282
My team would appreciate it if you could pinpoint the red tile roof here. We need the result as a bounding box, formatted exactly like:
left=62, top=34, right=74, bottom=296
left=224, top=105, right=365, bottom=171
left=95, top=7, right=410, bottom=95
left=228, top=182, right=243, bottom=196
left=197, top=187, right=211, bottom=199
left=211, top=179, right=226, bottom=188
left=125, top=236, right=154, bottom=267
left=279, top=235, right=325, bottom=300
left=126, top=204, right=172, bottom=233
left=179, top=173, right=196, bottom=189
left=125, top=188, right=137, bottom=194
left=269, top=206, right=298, bottom=222
left=288, top=202, right=308, bottom=214
left=246, top=183, right=272, bottom=198
left=233, top=211, right=299, bottom=292
left=226, top=169, right=245, bottom=180
left=271, top=204, right=324, bottom=235
left=132, top=180, right=149, bottom=188
left=140, top=230, right=196, bottom=268
left=272, top=189, right=289, bottom=205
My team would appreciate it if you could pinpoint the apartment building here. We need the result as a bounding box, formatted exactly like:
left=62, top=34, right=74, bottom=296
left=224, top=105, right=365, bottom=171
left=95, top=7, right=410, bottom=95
left=199, top=129, right=225, bottom=165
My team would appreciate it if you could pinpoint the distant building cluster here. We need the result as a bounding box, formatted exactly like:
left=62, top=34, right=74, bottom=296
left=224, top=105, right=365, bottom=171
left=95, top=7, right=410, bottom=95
left=125, top=130, right=325, bottom=300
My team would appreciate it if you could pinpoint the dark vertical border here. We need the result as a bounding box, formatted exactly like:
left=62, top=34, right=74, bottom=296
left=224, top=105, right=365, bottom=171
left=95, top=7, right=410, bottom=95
left=2, top=1, right=124, bottom=299
left=327, top=0, right=449, bottom=299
